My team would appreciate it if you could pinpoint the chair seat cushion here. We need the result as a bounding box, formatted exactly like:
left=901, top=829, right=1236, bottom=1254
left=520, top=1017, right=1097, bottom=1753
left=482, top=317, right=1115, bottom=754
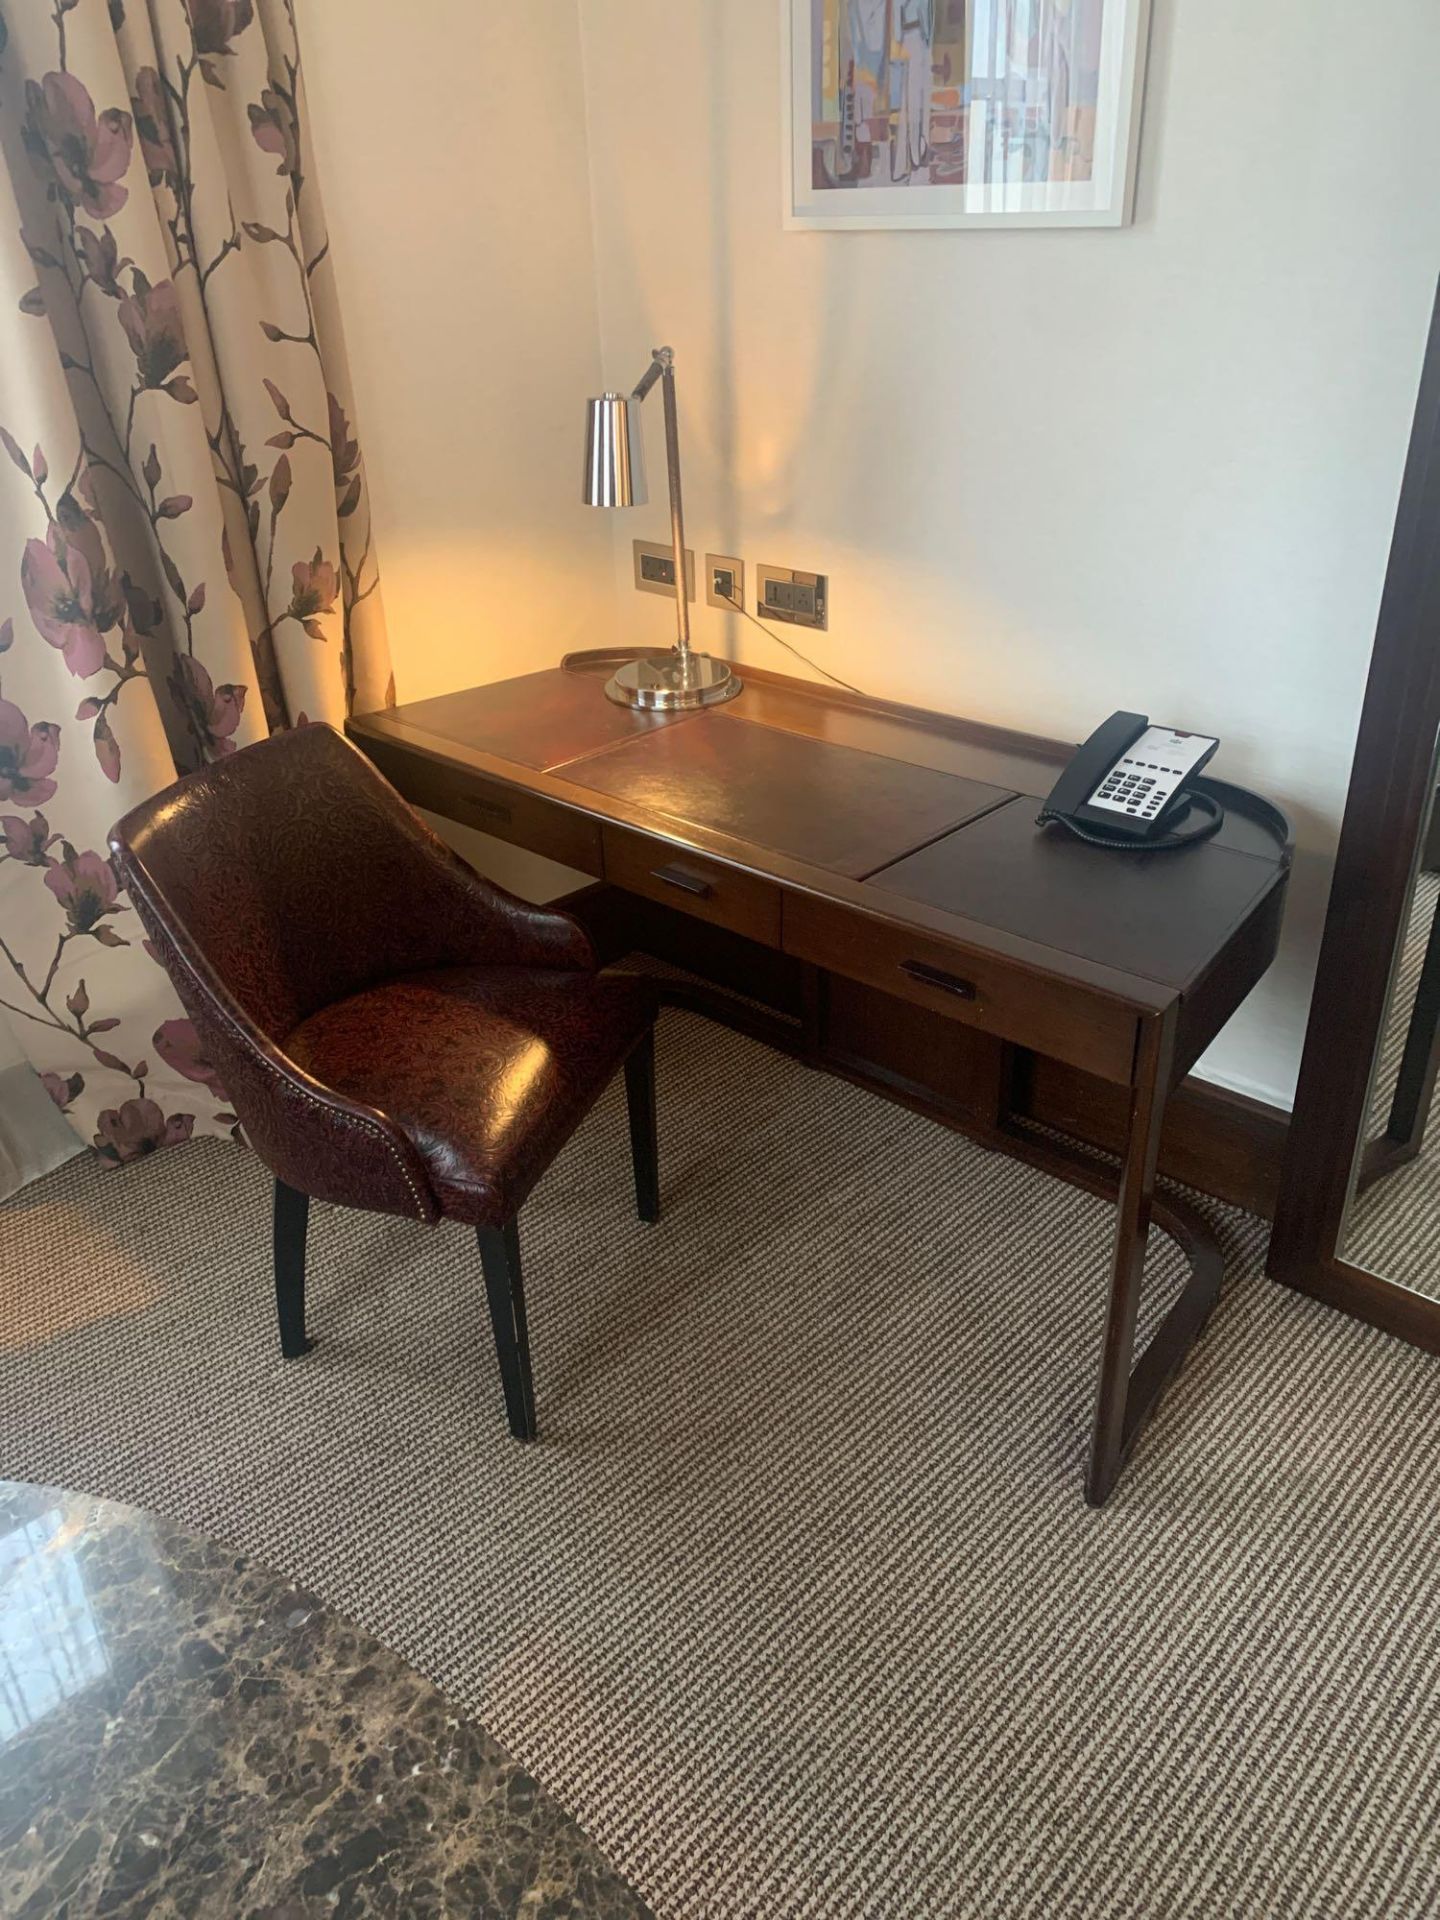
left=283, top=966, right=655, bottom=1226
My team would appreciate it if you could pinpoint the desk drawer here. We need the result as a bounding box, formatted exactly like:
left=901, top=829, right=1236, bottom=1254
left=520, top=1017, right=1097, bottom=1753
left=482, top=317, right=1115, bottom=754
left=603, top=826, right=782, bottom=946
left=362, top=739, right=603, bottom=875
left=784, top=892, right=1139, bottom=1085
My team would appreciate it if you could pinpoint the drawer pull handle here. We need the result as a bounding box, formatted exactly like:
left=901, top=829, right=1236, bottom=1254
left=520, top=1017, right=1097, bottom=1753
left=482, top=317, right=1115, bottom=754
left=652, top=863, right=712, bottom=899
left=464, top=795, right=512, bottom=826
left=900, top=959, right=977, bottom=1001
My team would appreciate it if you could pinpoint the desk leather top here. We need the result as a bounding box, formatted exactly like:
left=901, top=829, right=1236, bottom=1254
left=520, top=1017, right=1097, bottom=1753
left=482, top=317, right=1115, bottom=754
left=351, top=659, right=1291, bottom=1000
left=570, top=714, right=1010, bottom=880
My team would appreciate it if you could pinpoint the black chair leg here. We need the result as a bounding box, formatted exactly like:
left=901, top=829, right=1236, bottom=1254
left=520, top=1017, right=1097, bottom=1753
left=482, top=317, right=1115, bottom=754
left=273, top=1178, right=314, bottom=1359
left=624, top=1026, right=660, bottom=1224
left=477, top=1219, right=537, bottom=1441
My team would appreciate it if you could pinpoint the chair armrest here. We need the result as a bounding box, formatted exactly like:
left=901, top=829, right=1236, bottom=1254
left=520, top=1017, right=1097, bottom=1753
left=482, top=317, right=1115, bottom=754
left=128, top=882, right=441, bottom=1221
left=329, top=730, right=599, bottom=975
left=417, top=828, right=598, bottom=973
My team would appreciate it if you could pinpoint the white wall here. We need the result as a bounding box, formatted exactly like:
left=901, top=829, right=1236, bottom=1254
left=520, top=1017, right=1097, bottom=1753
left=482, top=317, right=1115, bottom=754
left=577, top=0, right=1440, bottom=1106
left=297, top=1, right=614, bottom=704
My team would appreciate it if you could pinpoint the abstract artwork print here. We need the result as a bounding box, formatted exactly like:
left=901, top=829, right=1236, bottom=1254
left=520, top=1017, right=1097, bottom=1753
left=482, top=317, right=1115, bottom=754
left=787, top=0, right=1150, bottom=228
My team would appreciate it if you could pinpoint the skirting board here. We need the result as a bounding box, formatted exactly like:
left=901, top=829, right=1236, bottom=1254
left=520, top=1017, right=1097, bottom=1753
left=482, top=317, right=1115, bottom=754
left=564, top=882, right=1290, bottom=1221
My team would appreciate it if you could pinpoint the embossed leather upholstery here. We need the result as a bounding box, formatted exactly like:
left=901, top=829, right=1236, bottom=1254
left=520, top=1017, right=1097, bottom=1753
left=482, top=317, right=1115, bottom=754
left=109, top=725, right=655, bottom=1226
left=285, top=966, right=652, bottom=1224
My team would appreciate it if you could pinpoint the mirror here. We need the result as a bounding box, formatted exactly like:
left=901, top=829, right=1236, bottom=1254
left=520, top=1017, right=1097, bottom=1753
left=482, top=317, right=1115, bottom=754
left=1268, top=277, right=1440, bottom=1352
left=1343, top=725, right=1440, bottom=1296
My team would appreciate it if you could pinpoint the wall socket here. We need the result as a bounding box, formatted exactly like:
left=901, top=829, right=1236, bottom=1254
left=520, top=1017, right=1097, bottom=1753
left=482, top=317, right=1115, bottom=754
left=632, top=538, right=695, bottom=600
left=705, top=553, right=744, bottom=611
left=757, top=564, right=828, bottom=631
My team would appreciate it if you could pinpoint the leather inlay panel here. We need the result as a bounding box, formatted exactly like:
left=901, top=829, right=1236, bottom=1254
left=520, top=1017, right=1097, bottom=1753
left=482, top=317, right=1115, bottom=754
left=573, top=713, right=1012, bottom=878
left=721, top=678, right=1071, bottom=794
left=387, top=669, right=696, bottom=772
left=871, top=799, right=1281, bottom=992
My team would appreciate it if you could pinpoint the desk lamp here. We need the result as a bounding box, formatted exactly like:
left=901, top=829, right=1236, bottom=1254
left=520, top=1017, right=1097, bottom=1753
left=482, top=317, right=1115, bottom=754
left=582, top=346, right=740, bottom=710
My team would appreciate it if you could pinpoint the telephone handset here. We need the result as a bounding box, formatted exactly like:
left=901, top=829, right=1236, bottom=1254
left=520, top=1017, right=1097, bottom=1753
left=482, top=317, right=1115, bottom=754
left=1037, top=711, right=1224, bottom=851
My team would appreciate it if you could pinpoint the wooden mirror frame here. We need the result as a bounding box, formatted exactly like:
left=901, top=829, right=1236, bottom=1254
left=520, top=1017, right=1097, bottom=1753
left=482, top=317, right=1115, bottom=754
left=1269, top=277, right=1440, bottom=1346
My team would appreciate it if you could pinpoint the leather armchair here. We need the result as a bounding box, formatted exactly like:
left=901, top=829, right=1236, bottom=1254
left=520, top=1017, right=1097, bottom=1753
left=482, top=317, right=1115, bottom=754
left=110, top=724, right=658, bottom=1440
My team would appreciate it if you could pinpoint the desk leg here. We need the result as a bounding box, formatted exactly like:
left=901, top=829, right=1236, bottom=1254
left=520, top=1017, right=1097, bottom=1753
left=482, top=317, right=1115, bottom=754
left=1084, top=1007, right=1222, bottom=1506
left=1085, top=1012, right=1173, bottom=1502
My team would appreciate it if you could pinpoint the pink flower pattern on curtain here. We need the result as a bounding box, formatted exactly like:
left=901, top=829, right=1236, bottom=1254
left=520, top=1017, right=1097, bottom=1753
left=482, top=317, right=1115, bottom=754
left=0, top=0, right=393, bottom=1166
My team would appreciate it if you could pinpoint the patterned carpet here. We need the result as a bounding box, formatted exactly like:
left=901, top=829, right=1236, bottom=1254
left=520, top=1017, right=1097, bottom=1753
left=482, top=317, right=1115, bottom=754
left=3, top=1009, right=1440, bottom=1917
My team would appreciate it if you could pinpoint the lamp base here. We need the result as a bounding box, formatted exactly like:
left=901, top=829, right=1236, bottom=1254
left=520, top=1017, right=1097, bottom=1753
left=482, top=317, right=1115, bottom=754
left=603, top=650, right=741, bottom=712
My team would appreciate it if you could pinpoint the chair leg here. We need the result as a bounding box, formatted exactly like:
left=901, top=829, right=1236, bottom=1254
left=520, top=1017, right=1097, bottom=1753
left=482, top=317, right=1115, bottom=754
left=624, top=1026, right=660, bottom=1224
left=477, top=1218, right=537, bottom=1441
left=273, top=1178, right=314, bottom=1359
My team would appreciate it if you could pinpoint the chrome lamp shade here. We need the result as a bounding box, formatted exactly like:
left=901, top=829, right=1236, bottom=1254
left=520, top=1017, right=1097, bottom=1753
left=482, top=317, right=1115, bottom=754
left=580, top=347, right=740, bottom=712
left=582, top=393, right=647, bottom=509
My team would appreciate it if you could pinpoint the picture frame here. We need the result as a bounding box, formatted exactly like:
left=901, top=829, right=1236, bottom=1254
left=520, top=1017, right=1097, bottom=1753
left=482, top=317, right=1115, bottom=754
left=783, top=0, right=1153, bottom=232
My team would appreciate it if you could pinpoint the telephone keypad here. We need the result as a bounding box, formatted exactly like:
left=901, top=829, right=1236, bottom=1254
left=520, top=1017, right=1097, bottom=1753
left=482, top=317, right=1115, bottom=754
left=1093, top=759, right=1175, bottom=818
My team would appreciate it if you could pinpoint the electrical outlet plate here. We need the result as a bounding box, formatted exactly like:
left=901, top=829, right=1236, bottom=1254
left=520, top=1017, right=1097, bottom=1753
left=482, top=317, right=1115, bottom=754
left=757, top=564, right=828, bottom=631
left=705, top=553, right=744, bottom=611
left=632, top=539, right=695, bottom=601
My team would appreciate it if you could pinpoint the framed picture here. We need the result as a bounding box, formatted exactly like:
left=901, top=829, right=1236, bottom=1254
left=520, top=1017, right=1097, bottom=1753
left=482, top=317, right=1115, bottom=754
left=784, top=0, right=1153, bottom=231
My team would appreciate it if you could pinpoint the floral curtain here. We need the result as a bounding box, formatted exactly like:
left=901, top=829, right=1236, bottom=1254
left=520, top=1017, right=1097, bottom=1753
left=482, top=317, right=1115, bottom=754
left=0, top=0, right=392, bottom=1168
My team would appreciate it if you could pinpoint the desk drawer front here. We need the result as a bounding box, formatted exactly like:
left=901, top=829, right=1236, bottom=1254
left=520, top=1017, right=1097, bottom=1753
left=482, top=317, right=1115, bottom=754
left=784, top=893, right=1139, bottom=1085
left=603, top=826, right=782, bottom=946
left=363, top=741, right=603, bottom=875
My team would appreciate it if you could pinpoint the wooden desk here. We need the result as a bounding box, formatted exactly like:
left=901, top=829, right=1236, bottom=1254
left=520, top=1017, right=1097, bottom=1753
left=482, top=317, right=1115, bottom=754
left=349, top=653, right=1291, bottom=1505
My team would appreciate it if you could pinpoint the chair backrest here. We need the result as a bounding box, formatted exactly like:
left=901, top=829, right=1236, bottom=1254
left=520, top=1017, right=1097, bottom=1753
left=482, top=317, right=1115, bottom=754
left=110, top=723, right=494, bottom=1044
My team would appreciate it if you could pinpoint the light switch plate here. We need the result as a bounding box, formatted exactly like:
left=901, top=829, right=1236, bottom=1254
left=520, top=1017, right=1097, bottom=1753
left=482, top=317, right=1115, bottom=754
left=632, top=539, right=695, bottom=600
left=705, top=553, right=744, bottom=611
left=758, top=564, right=827, bottom=631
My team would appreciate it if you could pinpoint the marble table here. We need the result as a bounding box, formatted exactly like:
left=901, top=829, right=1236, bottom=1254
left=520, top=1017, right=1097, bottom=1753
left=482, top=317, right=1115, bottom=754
left=0, top=1481, right=650, bottom=1917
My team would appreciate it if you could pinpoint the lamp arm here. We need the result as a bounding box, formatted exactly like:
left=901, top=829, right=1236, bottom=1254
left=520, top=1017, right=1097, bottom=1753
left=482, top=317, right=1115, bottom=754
left=631, top=350, right=668, bottom=404
left=625, top=346, right=689, bottom=657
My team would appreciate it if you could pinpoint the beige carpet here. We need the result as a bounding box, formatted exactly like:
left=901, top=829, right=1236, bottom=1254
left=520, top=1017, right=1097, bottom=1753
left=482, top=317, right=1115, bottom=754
left=3, top=1010, right=1440, bottom=1917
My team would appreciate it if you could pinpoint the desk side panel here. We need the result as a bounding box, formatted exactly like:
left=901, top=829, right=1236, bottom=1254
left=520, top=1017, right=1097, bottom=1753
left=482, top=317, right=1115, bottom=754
left=1173, top=873, right=1289, bottom=1083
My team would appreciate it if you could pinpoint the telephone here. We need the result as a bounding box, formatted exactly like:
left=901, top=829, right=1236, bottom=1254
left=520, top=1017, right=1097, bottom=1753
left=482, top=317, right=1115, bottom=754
left=1037, top=712, right=1224, bottom=851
